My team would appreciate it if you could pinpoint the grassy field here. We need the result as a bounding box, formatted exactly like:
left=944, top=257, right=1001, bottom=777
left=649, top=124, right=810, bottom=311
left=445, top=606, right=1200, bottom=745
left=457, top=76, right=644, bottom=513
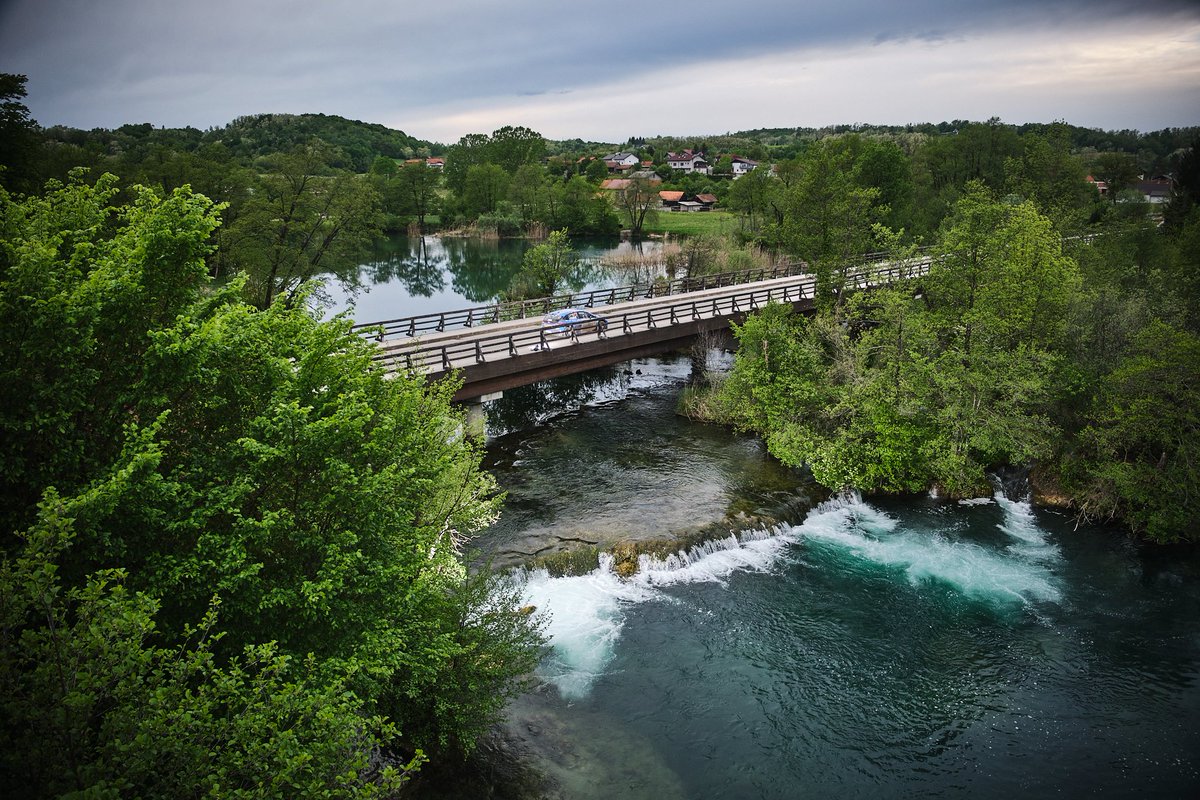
left=641, top=210, right=741, bottom=237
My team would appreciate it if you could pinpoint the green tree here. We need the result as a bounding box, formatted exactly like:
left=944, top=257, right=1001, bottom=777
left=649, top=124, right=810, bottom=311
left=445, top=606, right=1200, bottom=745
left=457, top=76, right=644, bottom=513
left=395, top=159, right=441, bottom=230
left=0, top=515, right=417, bottom=799
left=488, top=125, right=546, bottom=173
left=1004, top=124, right=1092, bottom=226
left=1064, top=321, right=1200, bottom=541
left=463, top=163, right=510, bottom=216
left=0, top=73, right=44, bottom=194
left=227, top=139, right=382, bottom=307
left=584, top=158, right=609, bottom=183
left=1090, top=151, right=1140, bottom=199
left=781, top=141, right=884, bottom=311
left=717, top=183, right=1079, bottom=497
left=0, top=174, right=545, bottom=766
left=509, top=229, right=576, bottom=297
left=508, top=163, right=546, bottom=226
left=443, top=132, right=492, bottom=194
left=615, top=174, right=659, bottom=235
left=726, top=164, right=784, bottom=240
left=546, top=176, right=620, bottom=235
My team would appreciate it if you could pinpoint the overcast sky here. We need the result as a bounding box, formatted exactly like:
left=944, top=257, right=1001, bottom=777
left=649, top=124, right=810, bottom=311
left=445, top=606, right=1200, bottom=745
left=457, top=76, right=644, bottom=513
left=2, top=0, right=1198, bottom=144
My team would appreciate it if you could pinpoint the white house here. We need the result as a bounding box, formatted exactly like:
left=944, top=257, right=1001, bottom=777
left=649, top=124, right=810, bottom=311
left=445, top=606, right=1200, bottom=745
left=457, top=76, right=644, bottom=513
left=731, top=156, right=759, bottom=177
left=603, top=152, right=641, bottom=172
left=666, top=150, right=710, bottom=175
left=1137, top=176, right=1171, bottom=204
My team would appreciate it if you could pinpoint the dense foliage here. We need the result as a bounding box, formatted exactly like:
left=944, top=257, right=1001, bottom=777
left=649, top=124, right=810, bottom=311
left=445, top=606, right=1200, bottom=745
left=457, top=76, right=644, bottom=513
left=1, top=70, right=1197, bottom=796
left=0, top=172, right=544, bottom=796
left=707, top=168, right=1200, bottom=541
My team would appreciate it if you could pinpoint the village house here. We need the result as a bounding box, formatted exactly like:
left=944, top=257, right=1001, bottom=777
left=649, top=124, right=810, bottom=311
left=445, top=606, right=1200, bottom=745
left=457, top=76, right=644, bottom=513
left=1137, top=176, right=1172, bottom=204
left=666, top=150, right=711, bottom=175
left=658, top=190, right=684, bottom=210
left=731, top=156, right=759, bottom=177
left=425, top=157, right=444, bottom=170
left=603, top=152, right=641, bottom=173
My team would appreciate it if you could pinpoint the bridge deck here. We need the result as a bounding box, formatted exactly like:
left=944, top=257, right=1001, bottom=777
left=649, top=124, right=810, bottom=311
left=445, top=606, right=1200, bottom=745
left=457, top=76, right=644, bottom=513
left=364, top=259, right=929, bottom=400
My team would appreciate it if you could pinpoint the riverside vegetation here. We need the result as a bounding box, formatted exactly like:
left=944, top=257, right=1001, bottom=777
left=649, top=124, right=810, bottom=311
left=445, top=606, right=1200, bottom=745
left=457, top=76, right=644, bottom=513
left=1, top=71, right=1199, bottom=796
left=682, top=175, right=1199, bottom=542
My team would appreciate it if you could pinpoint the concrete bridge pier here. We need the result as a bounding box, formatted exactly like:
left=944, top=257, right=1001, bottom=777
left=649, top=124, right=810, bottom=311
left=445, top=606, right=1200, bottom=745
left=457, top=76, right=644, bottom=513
left=463, top=391, right=503, bottom=440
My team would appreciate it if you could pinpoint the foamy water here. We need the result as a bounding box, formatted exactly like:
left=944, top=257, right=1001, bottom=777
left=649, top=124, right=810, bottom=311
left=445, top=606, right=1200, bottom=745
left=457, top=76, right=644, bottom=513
left=523, top=493, right=1062, bottom=699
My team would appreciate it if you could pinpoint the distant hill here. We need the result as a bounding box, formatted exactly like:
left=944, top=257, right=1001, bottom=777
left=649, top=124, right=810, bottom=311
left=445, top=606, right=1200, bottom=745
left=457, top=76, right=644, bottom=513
left=41, top=112, right=439, bottom=174
left=212, top=113, right=439, bottom=171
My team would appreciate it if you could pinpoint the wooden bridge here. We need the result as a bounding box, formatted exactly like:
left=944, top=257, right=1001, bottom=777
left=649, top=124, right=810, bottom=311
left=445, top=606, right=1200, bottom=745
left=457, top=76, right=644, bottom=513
left=354, top=258, right=932, bottom=402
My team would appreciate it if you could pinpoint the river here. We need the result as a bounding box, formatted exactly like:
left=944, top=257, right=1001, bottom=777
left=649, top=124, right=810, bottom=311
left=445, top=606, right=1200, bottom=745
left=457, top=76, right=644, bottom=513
left=471, top=358, right=1200, bottom=799
left=334, top=238, right=1200, bottom=798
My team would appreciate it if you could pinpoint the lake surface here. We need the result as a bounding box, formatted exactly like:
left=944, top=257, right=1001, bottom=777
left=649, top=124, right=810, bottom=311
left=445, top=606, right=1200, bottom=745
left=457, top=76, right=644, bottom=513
left=320, top=235, right=665, bottom=323
left=472, top=359, right=1200, bottom=799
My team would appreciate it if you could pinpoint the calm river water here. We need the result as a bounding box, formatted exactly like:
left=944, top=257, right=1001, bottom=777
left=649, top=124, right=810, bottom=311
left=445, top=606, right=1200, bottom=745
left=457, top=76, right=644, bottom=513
left=339, top=238, right=1200, bottom=798
left=322, top=234, right=662, bottom=323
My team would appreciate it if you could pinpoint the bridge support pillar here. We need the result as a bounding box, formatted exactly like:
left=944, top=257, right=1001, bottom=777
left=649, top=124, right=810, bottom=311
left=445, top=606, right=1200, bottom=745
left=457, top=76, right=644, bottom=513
left=463, top=391, right=503, bottom=440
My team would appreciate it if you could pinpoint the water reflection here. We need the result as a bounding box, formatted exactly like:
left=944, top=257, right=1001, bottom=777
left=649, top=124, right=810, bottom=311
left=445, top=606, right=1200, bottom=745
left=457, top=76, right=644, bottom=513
left=323, top=234, right=668, bottom=323
left=364, top=235, right=447, bottom=297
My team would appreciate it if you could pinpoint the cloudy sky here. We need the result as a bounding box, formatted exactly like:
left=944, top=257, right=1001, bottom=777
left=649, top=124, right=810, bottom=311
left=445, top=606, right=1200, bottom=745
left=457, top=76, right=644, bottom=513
left=2, top=0, right=1198, bottom=144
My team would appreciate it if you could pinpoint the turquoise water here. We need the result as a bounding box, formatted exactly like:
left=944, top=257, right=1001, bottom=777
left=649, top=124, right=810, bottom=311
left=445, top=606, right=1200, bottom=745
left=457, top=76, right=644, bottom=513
left=483, top=366, right=1200, bottom=798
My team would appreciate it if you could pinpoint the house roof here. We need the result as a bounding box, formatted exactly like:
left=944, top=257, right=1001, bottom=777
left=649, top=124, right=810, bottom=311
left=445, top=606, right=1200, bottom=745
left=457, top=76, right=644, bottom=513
left=695, top=194, right=718, bottom=204
left=1138, top=179, right=1171, bottom=197
left=659, top=191, right=684, bottom=202
left=600, top=179, right=632, bottom=190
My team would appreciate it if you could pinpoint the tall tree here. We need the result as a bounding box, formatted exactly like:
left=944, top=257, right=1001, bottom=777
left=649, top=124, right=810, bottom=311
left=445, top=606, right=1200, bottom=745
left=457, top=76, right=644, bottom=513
left=508, top=163, right=546, bottom=226
left=0, top=73, right=43, bottom=194
left=227, top=139, right=382, bottom=308
left=395, top=159, right=440, bottom=231
left=1064, top=321, right=1200, bottom=541
left=462, top=163, right=510, bottom=216
left=488, top=125, right=546, bottom=173
left=0, top=173, right=545, bottom=774
left=615, top=175, right=659, bottom=235
left=781, top=141, right=883, bottom=311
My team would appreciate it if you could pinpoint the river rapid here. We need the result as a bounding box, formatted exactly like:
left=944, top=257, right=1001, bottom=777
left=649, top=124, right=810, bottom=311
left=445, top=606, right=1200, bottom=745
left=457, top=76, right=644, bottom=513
left=327, top=242, right=1200, bottom=798
left=463, top=355, right=1200, bottom=800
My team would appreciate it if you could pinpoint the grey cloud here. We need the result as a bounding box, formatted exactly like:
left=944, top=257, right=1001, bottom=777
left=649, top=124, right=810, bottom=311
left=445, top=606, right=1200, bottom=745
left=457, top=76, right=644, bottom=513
left=0, top=0, right=1197, bottom=137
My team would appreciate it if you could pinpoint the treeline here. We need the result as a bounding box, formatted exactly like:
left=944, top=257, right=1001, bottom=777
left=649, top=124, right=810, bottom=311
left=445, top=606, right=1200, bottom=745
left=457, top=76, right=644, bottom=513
left=36, top=111, right=435, bottom=179
left=685, top=129, right=1200, bottom=543
left=690, top=119, right=1196, bottom=170
left=1, top=78, right=545, bottom=797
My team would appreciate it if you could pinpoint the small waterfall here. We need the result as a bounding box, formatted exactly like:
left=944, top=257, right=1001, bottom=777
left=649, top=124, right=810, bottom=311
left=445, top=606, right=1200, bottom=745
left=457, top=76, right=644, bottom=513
left=990, top=464, right=1032, bottom=501
left=521, top=527, right=796, bottom=698
left=794, top=493, right=1061, bottom=605
left=523, top=493, right=1063, bottom=700
left=636, top=528, right=791, bottom=586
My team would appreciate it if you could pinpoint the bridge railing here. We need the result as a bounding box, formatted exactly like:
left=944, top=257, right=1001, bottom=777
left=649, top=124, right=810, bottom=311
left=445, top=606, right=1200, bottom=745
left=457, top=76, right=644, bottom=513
left=352, top=262, right=807, bottom=341
left=372, top=259, right=930, bottom=375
